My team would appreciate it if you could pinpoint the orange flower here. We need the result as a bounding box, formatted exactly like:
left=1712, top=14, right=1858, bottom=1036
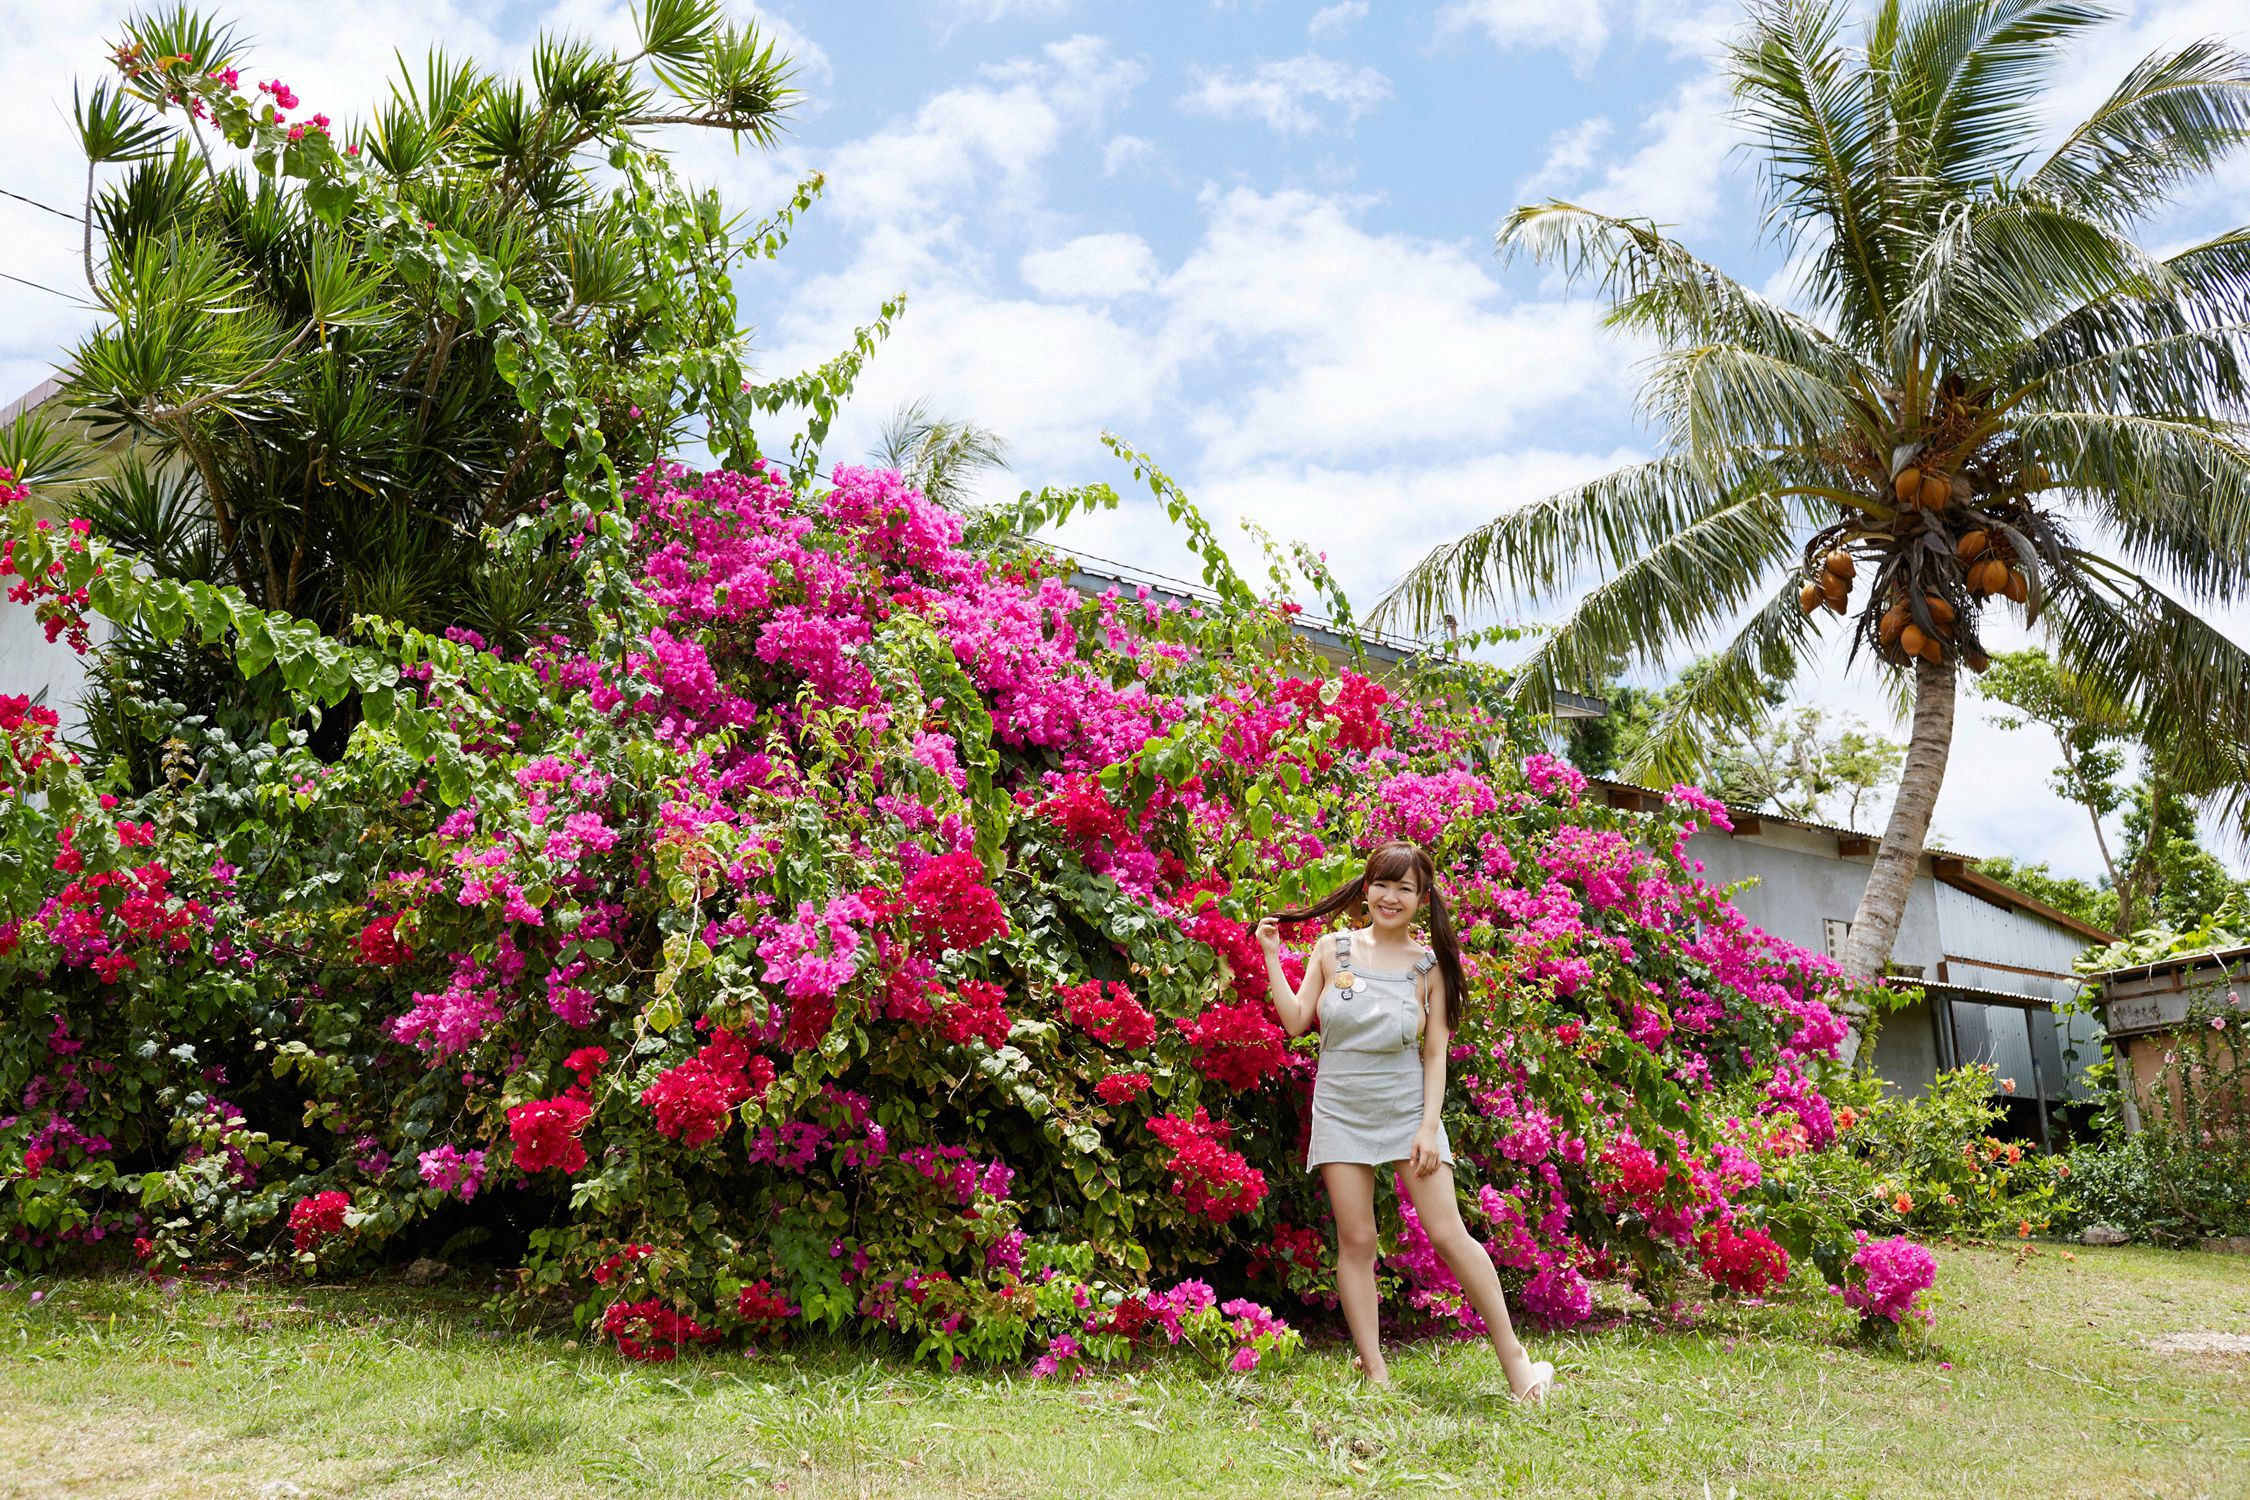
left=2017, top=1220, right=2032, bottom=1238
left=1893, top=1192, right=1914, bottom=1214
left=2000, top=1077, right=2017, bottom=1095
left=1941, top=1193, right=1958, bottom=1207
left=2004, top=1144, right=2022, bottom=1165
left=2055, top=1162, right=2072, bottom=1180
left=1835, top=1105, right=1859, bottom=1132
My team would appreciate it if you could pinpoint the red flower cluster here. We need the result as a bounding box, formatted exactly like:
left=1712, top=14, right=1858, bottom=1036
left=1146, top=1108, right=1266, bottom=1223
left=1695, top=1221, right=1790, bottom=1296
left=1246, top=1221, right=1327, bottom=1285
left=508, top=1095, right=594, bottom=1174
left=288, top=1189, right=351, bottom=1252
left=563, top=1045, right=611, bottom=1097
left=903, top=853, right=1010, bottom=955
left=1060, top=980, right=1155, bottom=1050
left=735, top=1279, right=798, bottom=1331
left=0, top=693, right=66, bottom=792
left=1602, top=1139, right=1671, bottom=1200
left=880, top=967, right=940, bottom=1025
left=1177, top=1001, right=1292, bottom=1090
left=937, top=980, right=1011, bottom=1049
left=591, top=1242, right=655, bottom=1285
left=1040, top=773, right=1130, bottom=852
left=1179, top=898, right=1269, bottom=1008
left=1274, top=671, right=1392, bottom=752
left=35, top=855, right=213, bottom=982
left=1099, top=1292, right=1155, bottom=1341
left=1094, top=1070, right=1152, bottom=1105
left=0, top=469, right=95, bottom=654
left=602, top=1298, right=719, bottom=1362
left=640, top=1028, right=773, bottom=1147
left=356, top=913, right=413, bottom=968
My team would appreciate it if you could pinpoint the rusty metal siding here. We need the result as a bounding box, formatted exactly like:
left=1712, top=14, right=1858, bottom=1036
left=1933, top=884, right=2087, bottom=992
left=1932, top=884, right=2103, bottom=1102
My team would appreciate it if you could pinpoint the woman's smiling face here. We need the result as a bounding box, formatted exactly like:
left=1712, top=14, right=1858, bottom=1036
left=1365, top=872, right=1422, bottom=928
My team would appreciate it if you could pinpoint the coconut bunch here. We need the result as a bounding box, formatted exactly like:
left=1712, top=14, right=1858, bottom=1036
left=1793, top=373, right=2066, bottom=676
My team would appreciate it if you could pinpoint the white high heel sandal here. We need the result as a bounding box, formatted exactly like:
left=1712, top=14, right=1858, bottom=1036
left=1514, top=1359, right=1556, bottom=1406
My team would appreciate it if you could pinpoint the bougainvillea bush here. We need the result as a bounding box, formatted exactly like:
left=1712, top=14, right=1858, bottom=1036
left=1, top=452, right=1929, bottom=1367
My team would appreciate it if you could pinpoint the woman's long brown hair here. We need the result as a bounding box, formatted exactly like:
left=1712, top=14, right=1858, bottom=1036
left=1271, top=840, right=1466, bottom=1030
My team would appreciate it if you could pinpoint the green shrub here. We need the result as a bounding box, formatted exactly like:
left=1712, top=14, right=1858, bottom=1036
left=1774, top=1065, right=2065, bottom=1240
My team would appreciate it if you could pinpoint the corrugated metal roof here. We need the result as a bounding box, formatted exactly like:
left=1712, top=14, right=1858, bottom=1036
left=1590, top=776, right=1974, bottom=858
left=1593, top=776, right=2117, bottom=944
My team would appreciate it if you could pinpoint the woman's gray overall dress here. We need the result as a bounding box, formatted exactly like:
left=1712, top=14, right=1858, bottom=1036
left=1304, top=930, right=1453, bottom=1170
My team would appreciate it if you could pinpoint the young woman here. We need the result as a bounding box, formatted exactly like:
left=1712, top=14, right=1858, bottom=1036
left=1256, top=840, right=1554, bottom=1402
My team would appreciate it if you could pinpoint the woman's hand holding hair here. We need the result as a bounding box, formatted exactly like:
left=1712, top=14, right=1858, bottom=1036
left=1261, top=916, right=1323, bottom=1038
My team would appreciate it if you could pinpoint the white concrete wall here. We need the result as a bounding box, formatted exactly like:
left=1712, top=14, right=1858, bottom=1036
left=0, top=592, right=100, bottom=735
left=1677, top=819, right=2101, bottom=1104
left=1682, top=820, right=1947, bottom=977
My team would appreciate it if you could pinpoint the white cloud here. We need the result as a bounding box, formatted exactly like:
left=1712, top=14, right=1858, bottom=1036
left=940, top=0, right=1073, bottom=23
left=1438, top=0, right=1740, bottom=71
left=1524, top=117, right=1615, bottom=191
left=1160, top=187, right=1621, bottom=467
left=1439, top=0, right=1610, bottom=72
left=1309, top=2, right=1370, bottom=40
left=1021, top=233, right=1161, bottom=300
left=817, top=36, right=1142, bottom=228
left=1517, top=72, right=1739, bottom=231
left=1181, top=53, right=1391, bottom=135
left=1186, top=446, right=1646, bottom=609
left=1102, top=133, right=1156, bottom=174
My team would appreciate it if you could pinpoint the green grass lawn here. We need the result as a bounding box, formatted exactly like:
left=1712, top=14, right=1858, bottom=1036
left=2, top=1243, right=2245, bottom=1498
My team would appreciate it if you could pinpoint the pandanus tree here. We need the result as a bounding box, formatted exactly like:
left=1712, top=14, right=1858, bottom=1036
left=1376, top=0, right=2250, bottom=1055
left=15, top=2, right=804, bottom=766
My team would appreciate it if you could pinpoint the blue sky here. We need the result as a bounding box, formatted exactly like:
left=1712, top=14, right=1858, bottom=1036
left=3, top=0, right=2248, bottom=883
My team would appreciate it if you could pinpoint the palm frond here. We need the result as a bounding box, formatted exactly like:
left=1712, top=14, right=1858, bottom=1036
left=1642, top=343, right=1861, bottom=469
left=1891, top=189, right=2168, bottom=359
left=1496, top=483, right=1804, bottom=721
left=1884, top=0, right=2109, bottom=189
left=2042, top=555, right=2250, bottom=802
left=2012, top=324, right=2250, bottom=420
left=1730, top=0, right=1895, bottom=344
left=1622, top=578, right=1824, bottom=785
left=1369, top=453, right=1771, bottom=636
left=2015, top=409, right=2250, bottom=603
left=2030, top=39, right=2250, bottom=222
left=1502, top=202, right=1861, bottom=378
left=2010, top=229, right=2250, bottom=397
left=873, top=401, right=1010, bottom=512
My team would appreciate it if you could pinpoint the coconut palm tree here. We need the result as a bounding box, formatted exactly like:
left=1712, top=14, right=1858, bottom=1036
left=1374, top=0, right=2250, bottom=1057
left=874, top=400, right=1011, bottom=511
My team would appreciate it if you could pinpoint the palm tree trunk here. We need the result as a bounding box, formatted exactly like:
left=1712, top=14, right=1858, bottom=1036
left=1837, top=656, right=1958, bottom=1066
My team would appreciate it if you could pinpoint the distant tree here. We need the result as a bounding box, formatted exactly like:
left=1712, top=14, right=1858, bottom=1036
left=873, top=401, right=1010, bottom=512
left=1567, top=665, right=1898, bottom=828
left=2118, top=782, right=2248, bottom=931
left=1978, top=647, right=2246, bottom=930
left=1972, top=855, right=2116, bottom=934
left=1976, top=649, right=2133, bottom=907
left=1704, top=704, right=1904, bottom=827
left=1563, top=679, right=1665, bottom=778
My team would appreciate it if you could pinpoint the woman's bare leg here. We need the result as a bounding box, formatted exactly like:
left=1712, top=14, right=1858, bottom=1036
left=1399, top=1162, right=1541, bottom=1395
left=1320, top=1162, right=1388, bottom=1384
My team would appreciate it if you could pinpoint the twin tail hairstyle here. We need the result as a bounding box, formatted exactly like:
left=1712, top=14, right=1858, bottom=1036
left=1270, top=839, right=1465, bottom=1030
